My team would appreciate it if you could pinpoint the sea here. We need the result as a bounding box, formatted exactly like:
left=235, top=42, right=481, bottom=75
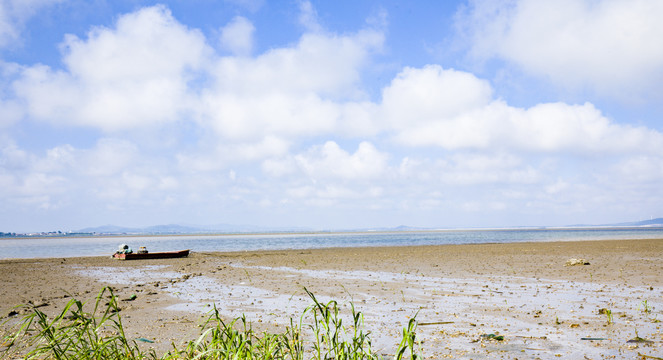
left=1, top=227, right=663, bottom=260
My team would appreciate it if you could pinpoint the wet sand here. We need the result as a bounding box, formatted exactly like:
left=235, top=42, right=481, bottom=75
left=1, top=238, right=662, bottom=359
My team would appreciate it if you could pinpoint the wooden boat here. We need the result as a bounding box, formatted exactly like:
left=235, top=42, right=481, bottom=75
left=113, top=249, right=190, bottom=260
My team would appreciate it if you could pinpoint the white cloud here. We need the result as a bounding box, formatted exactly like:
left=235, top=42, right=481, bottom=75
left=13, top=5, right=210, bottom=131
left=207, top=29, right=383, bottom=98
left=294, top=141, right=388, bottom=182
left=396, top=152, right=539, bottom=186
left=381, top=65, right=663, bottom=154
left=614, top=156, right=663, bottom=183
left=0, top=137, right=190, bottom=214
left=0, top=61, right=23, bottom=127
left=229, top=136, right=290, bottom=161
left=0, top=139, right=67, bottom=209
left=381, top=65, right=492, bottom=129
left=457, top=0, right=663, bottom=101
left=198, top=27, right=383, bottom=142
left=11, top=2, right=384, bottom=150
left=545, top=180, right=569, bottom=195
left=35, top=144, right=75, bottom=172
left=81, top=139, right=139, bottom=177
left=441, top=152, right=539, bottom=185
left=200, top=92, right=340, bottom=140
left=298, top=0, right=323, bottom=33
left=337, top=101, right=380, bottom=137
left=219, top=16, right=255, bottom=56
left=284, top=184, right=383, bottom=207
left=264, top=141, right=389, bottom=182
left=0, top=98, right=22, bottom=127
left=0, top=4, right=18, bottom=46
left=0, top=139, right=30, bottom=170
left=177, top=136, right=290, bottom=173
left=461, top=201, right=507, bottom=213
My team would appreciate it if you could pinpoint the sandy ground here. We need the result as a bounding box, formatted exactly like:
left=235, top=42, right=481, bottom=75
left=1, top=238, right=662, bottom=359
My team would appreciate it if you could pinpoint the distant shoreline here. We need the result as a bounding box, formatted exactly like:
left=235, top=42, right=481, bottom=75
left=2, top=228, right=663, bottom=261
left=4, top=224, right=663, bottom=240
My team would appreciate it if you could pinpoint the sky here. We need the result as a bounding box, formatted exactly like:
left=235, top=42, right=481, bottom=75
left=1, top=0, right=662, bottom=232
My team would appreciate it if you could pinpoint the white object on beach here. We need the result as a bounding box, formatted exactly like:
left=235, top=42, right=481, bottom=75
left=565, top=258, right=590, bottom=266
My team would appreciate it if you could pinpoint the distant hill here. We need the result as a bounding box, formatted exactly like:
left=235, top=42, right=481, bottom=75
left=567, top=218, right=663, bottom=228
left=609, top=217, right=663, bottom=227
left=66, top=217, right=663, bottom=236
left=77, top=225, right=140, bottom=234
left=76, top=223, right=312, bottom=235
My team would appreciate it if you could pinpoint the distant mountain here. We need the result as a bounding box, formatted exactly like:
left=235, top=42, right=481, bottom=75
left=71, top=217, right=663, bottom=236
left=609, top=218, right=663, bottom=227
left=77, top=224, right=141, bottom=234
left=76, top=223, right=312, bottom=235
left=569, top=218, right=663, bottom=228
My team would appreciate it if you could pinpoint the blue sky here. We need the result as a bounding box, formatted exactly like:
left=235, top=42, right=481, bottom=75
left=1, top=0, right=662, bottom=232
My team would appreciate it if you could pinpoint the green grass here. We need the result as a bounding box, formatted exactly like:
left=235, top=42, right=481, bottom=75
left=605, top=309, right=613, bottom=325
left=640, top=300, right=652, bottom=314
left=1, top=287, right=419, bottom=360
left=2, top=287, right=152, bottom=360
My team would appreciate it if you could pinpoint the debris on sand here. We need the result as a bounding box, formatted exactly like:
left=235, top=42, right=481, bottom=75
left=627, top=336, right=653, bottom=344
left=565, top=258, right=590, bottom=266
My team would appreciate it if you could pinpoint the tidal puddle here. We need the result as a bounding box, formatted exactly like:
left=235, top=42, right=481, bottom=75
left=74, top=265, right=182, bottom=284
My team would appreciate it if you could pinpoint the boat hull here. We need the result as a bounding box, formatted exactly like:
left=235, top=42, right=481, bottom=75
left=113, top=249, right=190, bottom=260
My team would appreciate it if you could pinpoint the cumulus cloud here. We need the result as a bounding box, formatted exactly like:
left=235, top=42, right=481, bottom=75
left=11, top=2, right=384, bottom=148
left=208, top=29, right=384, bottom=97
left=381, top=65, right=663, bottom=154
left=198, top=27, right=384, bottom=141
left=294, top=141, right=388, bottom=181
left=381, top=65, right=492, bottom=129
left=200, top=92, right=340, bottom=141
left=13, top=5, right=210, bottom=131
left=456, top=0, right=663, bottom=100
left=263, top=141, right=389, bottom=182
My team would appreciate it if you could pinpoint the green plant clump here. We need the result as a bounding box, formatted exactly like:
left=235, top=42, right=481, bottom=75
left=1, top=287, right=419, bottom=360
left=2, top=287, right=151, bottom=360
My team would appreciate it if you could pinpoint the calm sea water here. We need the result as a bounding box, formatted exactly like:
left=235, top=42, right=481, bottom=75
left=1, top=228, right=662, bottom=260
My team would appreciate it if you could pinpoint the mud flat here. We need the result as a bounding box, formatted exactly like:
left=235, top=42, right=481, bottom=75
left=1, top=239, right=662, bottom=358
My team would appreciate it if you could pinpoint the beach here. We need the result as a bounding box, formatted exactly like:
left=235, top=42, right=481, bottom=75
left=1, top=238, right=662, bottom=359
